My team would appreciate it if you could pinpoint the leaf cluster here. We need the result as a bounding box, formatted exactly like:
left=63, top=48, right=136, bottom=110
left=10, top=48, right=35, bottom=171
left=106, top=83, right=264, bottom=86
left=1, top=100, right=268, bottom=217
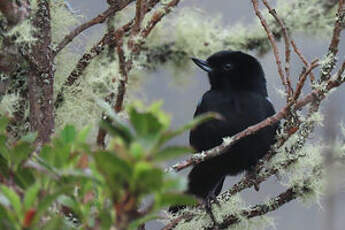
left=0, top=102, right=214, bottom=229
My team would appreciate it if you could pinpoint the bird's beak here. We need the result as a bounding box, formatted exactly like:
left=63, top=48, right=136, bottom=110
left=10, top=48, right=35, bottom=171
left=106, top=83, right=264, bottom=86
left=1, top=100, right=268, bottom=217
left=191, top=58, right=213, bottom=73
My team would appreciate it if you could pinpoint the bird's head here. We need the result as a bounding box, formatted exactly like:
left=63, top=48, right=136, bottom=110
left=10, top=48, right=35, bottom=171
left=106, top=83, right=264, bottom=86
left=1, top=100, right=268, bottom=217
left=192, top=50, right=268, bottom=96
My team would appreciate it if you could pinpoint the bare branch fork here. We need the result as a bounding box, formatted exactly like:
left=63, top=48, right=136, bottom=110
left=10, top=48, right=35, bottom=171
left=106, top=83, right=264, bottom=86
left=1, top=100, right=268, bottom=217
left=53, top=0, right=136, bottom=56
left=96, top=0, right=181, bottom=147
left=164, top=0, right=345, bottom=228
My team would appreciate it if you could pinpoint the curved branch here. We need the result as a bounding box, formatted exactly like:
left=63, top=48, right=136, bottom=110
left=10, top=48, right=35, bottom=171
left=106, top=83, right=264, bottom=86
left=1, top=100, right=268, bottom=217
left=53, top=0, right=135, bottom=56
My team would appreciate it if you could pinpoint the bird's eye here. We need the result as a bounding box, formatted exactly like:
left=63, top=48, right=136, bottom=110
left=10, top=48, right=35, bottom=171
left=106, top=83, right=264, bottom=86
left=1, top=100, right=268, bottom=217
left=224, top=63, right=233, bottom=71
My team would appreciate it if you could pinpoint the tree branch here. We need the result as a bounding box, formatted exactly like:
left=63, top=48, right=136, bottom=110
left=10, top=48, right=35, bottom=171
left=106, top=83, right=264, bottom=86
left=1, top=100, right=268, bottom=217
left=53, top=0, right=135, bottom=57
left=320, top=0, right=345, bottom=81
left=27, top=0, right=54, bottom=144
left=214, top=184, right=310, bottom=230
left=262, top=0, right=293, bottom=101
left=291, top=40, right=316, bottom=83
left=251, top=0, right=291, bottom=101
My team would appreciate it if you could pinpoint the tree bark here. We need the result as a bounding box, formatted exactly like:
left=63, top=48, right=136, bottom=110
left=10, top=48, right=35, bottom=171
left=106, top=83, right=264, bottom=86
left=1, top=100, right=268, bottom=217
left=27, top=0, right=54, bottom=144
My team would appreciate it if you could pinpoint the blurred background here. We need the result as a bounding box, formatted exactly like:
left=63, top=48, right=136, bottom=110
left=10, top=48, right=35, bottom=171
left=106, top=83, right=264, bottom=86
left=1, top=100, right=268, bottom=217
left=68, top=0, right=345, bottom=229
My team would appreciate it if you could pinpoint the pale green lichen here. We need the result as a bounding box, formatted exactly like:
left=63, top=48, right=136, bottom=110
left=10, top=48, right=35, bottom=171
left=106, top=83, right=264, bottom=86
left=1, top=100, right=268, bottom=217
left=283, top=143, right=325, bottom=204
left=171, top=194, right=275, bottom=230
left=54, top=49, right=143, bottom=140
left=50, top=0, right=82, bottom=45
left=0, top=93, right=20, bottom=117
left=29, top=0, right=38, bottom=12
left=6, top=20, right=37, bottom=45
left=142, top=0, right=335, bottom=73
left=55, top=53, right=119, bottom=133
left=53, top=48, right=82, bottom=96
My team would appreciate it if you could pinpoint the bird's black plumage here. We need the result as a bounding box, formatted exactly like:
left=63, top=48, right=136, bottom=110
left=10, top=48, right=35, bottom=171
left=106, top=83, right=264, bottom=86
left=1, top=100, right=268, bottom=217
left=187, top=50, right=278, bottom=200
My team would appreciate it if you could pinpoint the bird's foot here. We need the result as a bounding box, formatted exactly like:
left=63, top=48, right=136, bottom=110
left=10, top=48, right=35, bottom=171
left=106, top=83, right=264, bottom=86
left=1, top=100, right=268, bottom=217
left=203, top=193, right=220, bottom=229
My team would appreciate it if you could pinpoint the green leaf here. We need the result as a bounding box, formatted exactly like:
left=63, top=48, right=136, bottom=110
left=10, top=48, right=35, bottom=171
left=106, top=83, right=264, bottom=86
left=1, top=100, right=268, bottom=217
left=94, top=151, right=132, bottom=196
left=0, top=185, right=22, bottom=218
left=39, top=146, right=54, bottom=165
left=14, top=167, right=35, bottom=189
left=0, top=154, right=9, bottom=178
left=155, top=146, right=192, bottom=161
left=128, top=105, right=164, bottom=137
left=96, top=99, right=133, bottom=142
left=20, top=132, right=37, bottom=143
left=10, top=142, right=33, bottom=169
left=99, top=120, right=133, bottom=145
left=155, top=193, right=196, bottom=208
left=129, top=142, right=145, bottom=160
left=24, top=183, right=40, bottom=211
left=0, top=134, right=9, bottom=159
left=42, top=137, right=71, bottom=168
left=60, top=125, right=76, bottom=144
left=159, top=112, right=220, bottom=145
left=0, top=116, right=8, bottom=134
left=132, top=162, right=163, bottom=194
left=77, top=126, right=91, bottom=143
left=99, top=207, right=113, bottom=229
left=0, top=204, right=17, bottom=229
left=148, top=101, right=171, bottom=130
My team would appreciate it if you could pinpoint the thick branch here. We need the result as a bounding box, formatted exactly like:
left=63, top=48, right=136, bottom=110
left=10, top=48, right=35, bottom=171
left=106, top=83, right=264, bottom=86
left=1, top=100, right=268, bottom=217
left=214, top=185, right=309, bottom=230
left=27, top=0, right=54, bottom=144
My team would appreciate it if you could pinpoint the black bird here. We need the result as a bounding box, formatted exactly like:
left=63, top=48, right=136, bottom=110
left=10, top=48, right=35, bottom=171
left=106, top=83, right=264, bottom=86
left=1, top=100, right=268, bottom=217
left=186, top=51, right=278, bottom=208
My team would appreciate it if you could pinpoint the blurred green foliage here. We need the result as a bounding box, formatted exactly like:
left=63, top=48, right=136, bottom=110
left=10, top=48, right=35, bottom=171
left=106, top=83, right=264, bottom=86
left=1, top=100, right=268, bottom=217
left=0, top=102, right=216, bottom=229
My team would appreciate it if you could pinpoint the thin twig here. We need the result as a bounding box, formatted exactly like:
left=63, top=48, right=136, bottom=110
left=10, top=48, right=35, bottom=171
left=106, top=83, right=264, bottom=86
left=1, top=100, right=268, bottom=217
left=95, top=0, right=180, bottom=146
left=251, top=0, right=289, bottom=100
left=262, top=0, right=293, bottom=99
left=141, top=0, right=180, bottom=39
left=335, top=60, right=345, bottom=81
left=293, top=59, right=319, bottom=101
left=56, top=0, right=161, bottom=99
left=321, top=0, right=345, bottom=81
left=53, top=0, right=135, bottom=56
left=114, top=36, right=129, bottom=113
left=291, top=40, right=316, bottom=83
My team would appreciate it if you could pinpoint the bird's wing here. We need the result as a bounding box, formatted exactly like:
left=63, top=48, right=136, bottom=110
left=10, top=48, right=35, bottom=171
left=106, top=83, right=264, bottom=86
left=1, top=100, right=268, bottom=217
left=190, top=91, right=276, bottom=152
